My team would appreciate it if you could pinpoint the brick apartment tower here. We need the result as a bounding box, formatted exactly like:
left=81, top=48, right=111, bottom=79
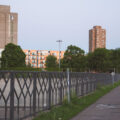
left=89, top=26, right=106, bottom=52
left=0, top=5, right=18, bottom=49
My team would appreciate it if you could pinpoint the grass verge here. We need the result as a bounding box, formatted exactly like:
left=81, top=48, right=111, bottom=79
left=33, top=81, right=120, bottom=120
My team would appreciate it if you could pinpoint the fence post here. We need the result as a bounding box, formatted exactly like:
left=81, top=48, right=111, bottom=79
left=93, top=79, right=96, bottom=91
left=93, top=74, right=96, bottom=91
left=92, top=75, right=95, bottom=92
left=10, top=72, right=14, bottom=120
left=59, top=72, right=63, bottom=104
left=33, top=73, right=37, bottom=116
left=75, top=74, right=78, bottom=96
left=81, top=78, right=84, bottom=96
left=86, top=78, right=88, bottom=94
left=90, top=75, right=92, bottom=92
left=67, top=68, right=70, bottom=103
left=48, top=73, right=51, bottom=109
left=111, top=72, right=115, bottom=86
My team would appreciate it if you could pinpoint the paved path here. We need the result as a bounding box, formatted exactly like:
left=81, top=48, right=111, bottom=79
left=71, top=86, right=120, bottom=120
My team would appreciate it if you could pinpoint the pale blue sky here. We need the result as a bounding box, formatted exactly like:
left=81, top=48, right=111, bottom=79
left=0, top=0, right=120, bottom=52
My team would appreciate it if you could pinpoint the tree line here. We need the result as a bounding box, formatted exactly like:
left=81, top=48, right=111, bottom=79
left=0, top=43, right=120, bottom=73
left=46, top=45, right=120, bottom=73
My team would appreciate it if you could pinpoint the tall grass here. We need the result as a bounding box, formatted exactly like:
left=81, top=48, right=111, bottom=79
left=33, top=81, right=120, bottom=120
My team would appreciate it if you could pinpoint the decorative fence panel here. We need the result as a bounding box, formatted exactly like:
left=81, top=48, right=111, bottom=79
left=0, top=71, right=120, bottom=120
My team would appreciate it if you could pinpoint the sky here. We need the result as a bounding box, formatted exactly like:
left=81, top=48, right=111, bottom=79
left=0, top=0, right=120, bottom=52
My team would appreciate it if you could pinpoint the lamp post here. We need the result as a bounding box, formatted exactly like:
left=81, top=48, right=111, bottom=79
left=56, top=40, right=63, bottom=70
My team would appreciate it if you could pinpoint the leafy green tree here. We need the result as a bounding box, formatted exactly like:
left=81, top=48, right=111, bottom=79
left=1, top=43, right=26, bottom=68
left=77, top=55, right=88, bottom=72
left=110, top=48, right=120, bottom=72
left=61, top=45, right=85, bottom=71
left=61, top=45, right=120, bottom=73
left=87, top=48, right=110, bottom=72
left=45, top=55, right=58, bottom=69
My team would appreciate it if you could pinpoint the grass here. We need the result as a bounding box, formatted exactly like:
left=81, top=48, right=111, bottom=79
left=33, top=81, right=120, bottom=120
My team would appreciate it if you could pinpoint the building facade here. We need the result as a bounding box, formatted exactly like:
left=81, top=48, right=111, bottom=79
left=23, top=50, right=65, bottom=68
left=89, top=26, right=106, bottom=52
left=0, top=5, right=18, bottom=49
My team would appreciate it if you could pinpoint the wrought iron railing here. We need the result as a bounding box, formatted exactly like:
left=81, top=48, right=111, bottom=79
left=0, top=71, right=120, bottom=120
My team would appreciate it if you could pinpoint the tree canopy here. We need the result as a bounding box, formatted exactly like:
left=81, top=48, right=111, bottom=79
left=87, top=48, right=111, bottom=72
left=61, top=46, right=120, bottom=73
left=109, top=48, right=120, bottom=72
left=61, top=45, right=86, bottom=71
left=1, top=43, right=26, bottom=68
left=45, top=55, right=58, bottom=69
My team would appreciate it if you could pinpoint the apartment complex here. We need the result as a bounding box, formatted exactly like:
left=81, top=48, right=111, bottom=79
left=23, top=50, right=65, bottom=68
left=89, top=26, right=106, bottom=52
left=0, top=5, right=18, bottom=49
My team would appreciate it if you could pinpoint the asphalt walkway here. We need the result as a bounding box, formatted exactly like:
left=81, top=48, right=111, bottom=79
left=71, top=86, right=120, bottom=120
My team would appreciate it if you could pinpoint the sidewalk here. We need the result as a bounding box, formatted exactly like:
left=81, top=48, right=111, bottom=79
left=71, top=86, right=120, bottom=120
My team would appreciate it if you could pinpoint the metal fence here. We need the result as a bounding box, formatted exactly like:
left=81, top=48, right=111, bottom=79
left=0, top=71, right=120, bottom=120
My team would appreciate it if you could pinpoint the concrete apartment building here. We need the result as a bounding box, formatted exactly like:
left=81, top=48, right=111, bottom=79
left=0, top=5, right=18, bottom=49
left=23, top=50, right=65, bottom=68
left=89, top=26, right=106, bottom=52
left=0, top=5, right=18, bottom=63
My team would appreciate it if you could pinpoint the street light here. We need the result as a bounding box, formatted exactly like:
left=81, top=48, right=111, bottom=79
left=56, top=40, right=63, bottom=70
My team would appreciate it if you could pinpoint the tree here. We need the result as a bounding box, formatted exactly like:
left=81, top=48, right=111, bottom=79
left=1, top=43, right=26, bottom=68
left=110, top=48, right=120, bottom=72
left=45, top=55, right=58, bottom=69
left=87, top=48, right=110, bottom=72
left=61, top=45, right=85, bottom=71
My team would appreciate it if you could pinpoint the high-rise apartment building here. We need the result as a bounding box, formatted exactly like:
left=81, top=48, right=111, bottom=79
left=0, top=5, right=18, bottom=49
left=23, top=50, right=65, bottom=68
left=89, top=26, right=106, bottom=52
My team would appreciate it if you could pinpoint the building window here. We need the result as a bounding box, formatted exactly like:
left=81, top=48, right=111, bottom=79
left=32, top=52, right=36, bottom=55
left=32, top=56, right=36, bottom=59
left=32, top=60, right=36, bottom=63
left=52, top=53, right=57, bottom=56
left=25, top=52, right=28, bottom=55
left=38, top=64, right=43, bottom=67
left=43, top=60, right=45, bottom=63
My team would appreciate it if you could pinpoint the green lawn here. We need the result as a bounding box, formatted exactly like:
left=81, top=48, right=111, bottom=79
left=33, top=81, right=120, bottom=120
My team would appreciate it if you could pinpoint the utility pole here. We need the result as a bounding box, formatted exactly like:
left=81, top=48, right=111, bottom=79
left=56, top=40, right=63, bottom=70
